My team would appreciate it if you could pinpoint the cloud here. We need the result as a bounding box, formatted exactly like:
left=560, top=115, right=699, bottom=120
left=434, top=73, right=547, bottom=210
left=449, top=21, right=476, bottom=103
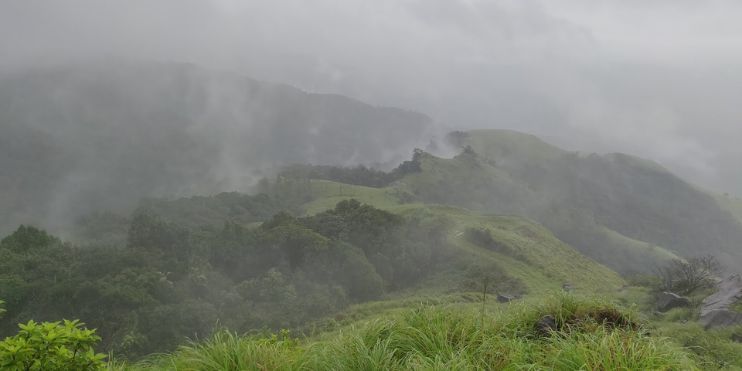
left=2, top=0, right=742, bottom=193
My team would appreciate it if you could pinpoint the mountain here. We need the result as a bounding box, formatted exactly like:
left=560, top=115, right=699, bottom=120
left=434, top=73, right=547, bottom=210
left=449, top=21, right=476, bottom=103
left=396, top=129, right=742, bottom=274
left=4, top=127, right=742, bottom=364
left=0, top=60, right=432, bottom=234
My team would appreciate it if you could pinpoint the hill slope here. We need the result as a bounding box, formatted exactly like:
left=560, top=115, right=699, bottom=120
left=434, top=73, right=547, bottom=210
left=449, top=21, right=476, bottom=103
left=0, top=60, right=432, bottom=234
left=397, top=129, right=742, bottom=274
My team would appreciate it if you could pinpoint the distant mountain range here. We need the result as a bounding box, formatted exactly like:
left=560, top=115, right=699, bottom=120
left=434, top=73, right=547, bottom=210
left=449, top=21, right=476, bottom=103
left=0, top=60, right=432, bottom=233
left=2, top=60, right=742, bottom=276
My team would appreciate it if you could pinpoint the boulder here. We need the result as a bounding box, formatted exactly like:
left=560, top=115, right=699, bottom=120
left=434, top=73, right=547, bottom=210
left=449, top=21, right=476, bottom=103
left=656, top=292, right=691, bottom=312
left=497, top=294, right=513, bottom=303
left=700, top=309, right=742, bottom=329
left=700, top=274, right=742, bottom=329
left=535, top=315, right=557, bottom=336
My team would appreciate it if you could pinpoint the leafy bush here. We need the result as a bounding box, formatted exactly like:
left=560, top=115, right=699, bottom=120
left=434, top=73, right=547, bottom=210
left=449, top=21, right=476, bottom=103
left=0, top=319, right=106, bottom=371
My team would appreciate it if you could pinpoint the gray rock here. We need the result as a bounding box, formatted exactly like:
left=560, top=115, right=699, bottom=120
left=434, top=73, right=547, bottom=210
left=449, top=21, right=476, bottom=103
left=700, top=309, right=742, bottom=329
left=700, top=274, right=742, bottom=329
left=535, top=315, right=557, bottom=336
left=497, top=294, right=513, bottom=303
left=656, top=292, right=691, bottom=312
left=701, top=275, right=742, bottom=317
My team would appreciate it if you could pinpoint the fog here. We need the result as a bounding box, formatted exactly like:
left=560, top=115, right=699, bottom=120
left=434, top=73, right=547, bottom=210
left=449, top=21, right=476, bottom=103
left=2, top=0, right=742, bottom=195
left=5, top=2, right=742, bottom=362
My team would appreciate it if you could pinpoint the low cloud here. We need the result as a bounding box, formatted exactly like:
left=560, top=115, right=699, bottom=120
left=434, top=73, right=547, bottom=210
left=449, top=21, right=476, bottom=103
left=2, top=0, right=742, bottom=193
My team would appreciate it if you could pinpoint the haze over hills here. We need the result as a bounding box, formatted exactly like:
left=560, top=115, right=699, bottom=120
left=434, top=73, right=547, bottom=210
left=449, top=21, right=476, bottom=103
left=3, top=61, right=742, bottom=368
left=2, top=60, right=742, bottom=276
left=5, top=2, right=742, bottom=368
left=0, top=61, right=433, bottom=234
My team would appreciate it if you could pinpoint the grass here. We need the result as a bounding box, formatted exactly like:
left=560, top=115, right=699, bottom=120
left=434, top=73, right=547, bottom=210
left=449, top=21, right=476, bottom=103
left=656, top=322, right=742, bottom=369
left=302, top=181, right=625, bottom=295
left=302, top=180, right=407, bottom=215
left=112, top=294, right=698, bottom=370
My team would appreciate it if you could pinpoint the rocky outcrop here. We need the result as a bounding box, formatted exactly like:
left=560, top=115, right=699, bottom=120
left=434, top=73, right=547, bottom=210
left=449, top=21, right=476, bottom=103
left=700, top=274, right=742, bottom=329
left=497, top=294, right=514, bottom=303
left=701, top=310, right=742, bottom=329
left=656, top=292, right=691, bottom=312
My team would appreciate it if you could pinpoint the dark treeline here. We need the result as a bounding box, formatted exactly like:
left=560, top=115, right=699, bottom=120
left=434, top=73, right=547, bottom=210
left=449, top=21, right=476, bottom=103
left=277, top=149, right=424, bottom=188
left=0, top=199, right=451, bottom=359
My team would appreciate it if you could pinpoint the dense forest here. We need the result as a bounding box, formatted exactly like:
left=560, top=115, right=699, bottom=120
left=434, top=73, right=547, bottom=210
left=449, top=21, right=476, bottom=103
left=0, top=196, right=451, bottom=358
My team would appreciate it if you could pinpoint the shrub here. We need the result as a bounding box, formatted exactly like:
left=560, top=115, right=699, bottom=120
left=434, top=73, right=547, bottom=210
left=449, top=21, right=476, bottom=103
left=0, top=319, right=107, bottom=371
left=655, top=255, right=720, bottom=295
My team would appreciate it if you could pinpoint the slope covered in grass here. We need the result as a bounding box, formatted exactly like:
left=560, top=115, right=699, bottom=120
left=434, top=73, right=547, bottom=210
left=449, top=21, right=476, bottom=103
left=295, top=179, right=623, bottom=294
left=112, top=295, right=698, bottom=370
left=398, top=129, right=742, bottom=274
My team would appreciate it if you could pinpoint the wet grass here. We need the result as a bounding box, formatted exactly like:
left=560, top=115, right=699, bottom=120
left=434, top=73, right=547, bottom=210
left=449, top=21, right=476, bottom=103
left=112, top=294, right=697, bottom=370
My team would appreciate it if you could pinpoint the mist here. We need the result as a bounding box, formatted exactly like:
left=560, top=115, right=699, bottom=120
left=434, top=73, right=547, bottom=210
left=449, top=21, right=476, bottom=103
left=5, top=2, right=742, bottom=365
left=3, top=0, right=741, bottom=195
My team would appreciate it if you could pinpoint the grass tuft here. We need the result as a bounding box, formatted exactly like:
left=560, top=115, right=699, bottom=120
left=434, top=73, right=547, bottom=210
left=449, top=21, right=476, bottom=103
left=114, top=294, right=699, bottom=370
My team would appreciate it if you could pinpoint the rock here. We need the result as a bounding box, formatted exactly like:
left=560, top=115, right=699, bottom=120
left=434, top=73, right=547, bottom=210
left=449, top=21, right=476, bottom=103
left=656, top=292, right=691, bottom=312
left=701, top=275, right=742, bottom=317
left=700, top=309, right=742, bottom=329
left=535, top=315, right=558, bottom=336
left=497, top=294, right=513, bottom=303
left=562, top=283, right=574, bottom=292
left=700, top=274, right=742, bottom=329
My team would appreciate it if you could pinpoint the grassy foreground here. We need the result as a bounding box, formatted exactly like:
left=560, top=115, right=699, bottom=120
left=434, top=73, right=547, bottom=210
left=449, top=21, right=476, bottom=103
left=112, top=295, right=698, bottom=370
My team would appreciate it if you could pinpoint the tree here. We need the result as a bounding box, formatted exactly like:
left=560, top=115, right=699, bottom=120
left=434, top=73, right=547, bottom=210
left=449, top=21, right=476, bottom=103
left=656, top=255, right=720, bottom=295
left=0, top=320, right=106, bottom=371
left=0, top=225, right=60, bottom=253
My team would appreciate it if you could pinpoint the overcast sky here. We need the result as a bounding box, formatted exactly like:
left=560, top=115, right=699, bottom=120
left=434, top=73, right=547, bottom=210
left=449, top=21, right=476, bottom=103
left=2, top=0, right=742, bottom=194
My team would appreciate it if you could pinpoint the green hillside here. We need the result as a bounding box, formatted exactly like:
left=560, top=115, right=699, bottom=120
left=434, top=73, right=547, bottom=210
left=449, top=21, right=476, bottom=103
left=293, top=178, right=623, bottom=294
left=398, top=129, right=742, bottom=274
left=5, top=128, right=742, bottom=369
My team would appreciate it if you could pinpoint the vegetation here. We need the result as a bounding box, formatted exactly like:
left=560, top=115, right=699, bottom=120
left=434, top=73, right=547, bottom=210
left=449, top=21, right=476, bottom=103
left=277, top=150, right=422, bottom=189
left=655, top=255, right=721, bottom=295
left=3, top=128, right=742, bottom=368
left=0, top=200, right=456, bottom=358
left=112, top=295, right=698, bottom=370
left=397, top=130, right=742, bottom=274
left=0, top=320, right=106, bottom=371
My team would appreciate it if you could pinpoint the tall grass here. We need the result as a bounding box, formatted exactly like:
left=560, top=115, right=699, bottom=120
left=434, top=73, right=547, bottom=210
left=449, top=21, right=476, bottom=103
left=114, top=294, right=699, bottom=370
left=115, top=331, right=303, bottom=371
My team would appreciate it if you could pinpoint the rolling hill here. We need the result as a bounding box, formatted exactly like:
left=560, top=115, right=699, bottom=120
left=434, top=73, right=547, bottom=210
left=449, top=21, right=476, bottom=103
left=395, top=130, right=742, bottom=274
left=0, top=60, right=432, bottom=235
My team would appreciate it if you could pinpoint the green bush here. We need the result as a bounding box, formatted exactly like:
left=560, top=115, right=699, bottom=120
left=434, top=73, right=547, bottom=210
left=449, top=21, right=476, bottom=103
left=0, top=319, right=106, bottom=371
